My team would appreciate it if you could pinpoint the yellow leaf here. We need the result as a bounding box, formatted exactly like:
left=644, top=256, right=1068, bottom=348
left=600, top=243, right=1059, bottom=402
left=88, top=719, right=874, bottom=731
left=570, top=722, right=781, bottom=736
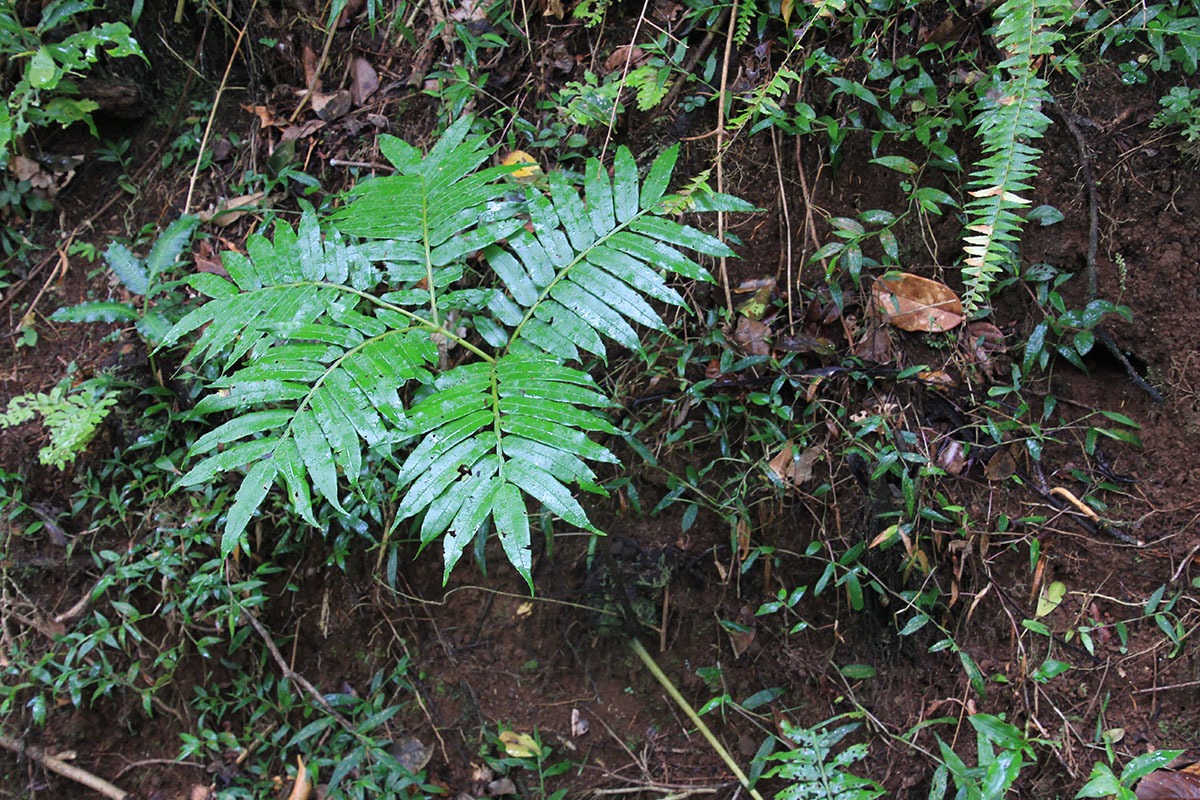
left=286, top=756, right=312, bottom=800
left=499, top=730, right=539, bottom=758
left=501, top=151, right=544, bottom=183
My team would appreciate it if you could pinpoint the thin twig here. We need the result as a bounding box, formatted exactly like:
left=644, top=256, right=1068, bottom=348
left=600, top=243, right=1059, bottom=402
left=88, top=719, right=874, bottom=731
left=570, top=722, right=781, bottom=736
left=184, top=0, right=261, bottom=214
left=771, top=127, right=794, bottom=333
left=290, top=8, right=339, bottom=123
left=598, top=0, right=653, bottom=166
left=244, top=609, right=359, bottom=736
left=714, top=2, right=737, bottom=317
left=0, top=734, right=131, bottom=799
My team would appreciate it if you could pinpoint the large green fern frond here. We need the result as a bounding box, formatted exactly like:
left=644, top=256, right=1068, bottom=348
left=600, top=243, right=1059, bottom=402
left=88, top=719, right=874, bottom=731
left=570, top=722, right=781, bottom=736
left=164, top=119, right=746, bottom=587
left=961, top=0, right=1071, bottom=312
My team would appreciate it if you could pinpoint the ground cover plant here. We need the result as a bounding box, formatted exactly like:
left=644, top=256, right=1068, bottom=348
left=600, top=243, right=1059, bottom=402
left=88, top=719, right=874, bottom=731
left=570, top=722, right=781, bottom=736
left=1, top=0, right=1200, bottom=798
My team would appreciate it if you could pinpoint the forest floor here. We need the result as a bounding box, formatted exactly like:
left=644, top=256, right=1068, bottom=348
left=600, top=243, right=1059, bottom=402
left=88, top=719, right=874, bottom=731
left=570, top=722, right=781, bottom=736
left=2, top=2, right=1200, bottom=799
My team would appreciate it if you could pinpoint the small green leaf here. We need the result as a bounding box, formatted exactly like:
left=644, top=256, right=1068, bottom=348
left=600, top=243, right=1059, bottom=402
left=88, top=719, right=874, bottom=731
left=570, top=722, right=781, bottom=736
left=28, top=48, right=58, bottom=88
left=870, top=155, right=919, bottom=174
left=840, top=664, right=876, bottom=680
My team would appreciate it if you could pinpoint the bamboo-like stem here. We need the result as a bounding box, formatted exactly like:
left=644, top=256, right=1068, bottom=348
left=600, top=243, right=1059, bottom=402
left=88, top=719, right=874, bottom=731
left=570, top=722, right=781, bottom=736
left=628, top=638, right=765, bottom=800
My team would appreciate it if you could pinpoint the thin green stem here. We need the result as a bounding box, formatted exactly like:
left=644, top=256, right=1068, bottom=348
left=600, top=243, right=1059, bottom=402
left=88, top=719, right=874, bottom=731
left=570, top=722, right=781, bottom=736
left=300, top=281, right=493, bottom=363
left=628, top=638, right=765, bottom=800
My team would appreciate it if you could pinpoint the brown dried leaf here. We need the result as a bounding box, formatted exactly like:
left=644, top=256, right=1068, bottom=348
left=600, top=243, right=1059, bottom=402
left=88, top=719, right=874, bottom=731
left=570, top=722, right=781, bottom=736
left=726, top=606, right=756, bottom=658
left=604, top=45, right=647, bottom=73
left=1137, top=770, right=1200, bottom=799
left=244, top=104, right=279, bottom=127
left=302, top=45, right=319, bottom=92
left=385, top=737, right=432, bottom=773
left=984, top=448, right=1016, bottom=482
left=767, top=444, right=821, bottom=487
left=11, top=155, right=43, bottom=183
left=198, top=192, right=268, bottom=226
left=311, top=90, right=352, bottom=120
left=853, top=323, right=893, bottom=364
left=966, top=320, right=1006, bottom=362
left=872, top=272, right=963, bottom=332
left=734, top=316, right=771, bottom=356
left=350, top=57, right=379, bottom=106
left=280, top=119, right=326, bottom=142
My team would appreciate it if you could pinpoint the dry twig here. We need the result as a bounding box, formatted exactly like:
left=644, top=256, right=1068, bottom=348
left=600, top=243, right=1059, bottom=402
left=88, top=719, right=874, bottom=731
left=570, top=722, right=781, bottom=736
left=0, top=734, right=131, bottom=799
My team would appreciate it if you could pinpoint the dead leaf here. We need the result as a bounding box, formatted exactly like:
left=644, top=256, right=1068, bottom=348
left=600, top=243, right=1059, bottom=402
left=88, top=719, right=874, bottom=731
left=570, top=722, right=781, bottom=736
left=190, top=785, right=213, bottom=800
left=984, top=448, right=1016, bottom=481
left=543, top=0, right=565, bottom=17
left=286, top=756, right=311, bottom=800
left=734, top=316, right=771, bottom=356
left=1137, top=770, right=1200, bottom=799
left=302, top=45, right=319, bottom=92
left=11, top=155, right=42, bottom=183
left=570, top=708, right=589, bottom=737
left=386, top=737, right=433, bottom=773
left=767, top=444, right=821, bottom=487
left=194, top=240, right=229, bottom=278
left=244, top=104, right=279, bottom=127
left=604, top=45, right=647, bottom=73
left=725, top=606, right=756, bottom=658
left=311, top=90, right=352, bottom=120
left=488, top=778, right=518, bottom=796
left=966, top=321, right=1006, bottom=362
left=853, top=323, right=893, bottom=364
left=198, top=192, right=268, bottom=226
left=280, top=119, right=326, bottom=142
left=872, top=272, right=963, bottom=332
left=350, top=57, right=379, bottom=106
left=498, top=731, right=539, bottom=758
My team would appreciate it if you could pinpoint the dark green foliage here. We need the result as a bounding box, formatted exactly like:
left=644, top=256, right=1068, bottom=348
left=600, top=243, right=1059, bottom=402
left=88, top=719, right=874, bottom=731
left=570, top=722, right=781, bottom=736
left=164, top=117, right=750, bottom=587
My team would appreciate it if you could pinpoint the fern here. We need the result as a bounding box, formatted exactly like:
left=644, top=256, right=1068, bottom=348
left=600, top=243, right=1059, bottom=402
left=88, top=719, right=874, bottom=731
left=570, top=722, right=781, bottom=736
left=162, top=117, right=751, bottom=587
left=960, top=0, right=1071, bottom=312
left=0, top=376, right=118, bottom=470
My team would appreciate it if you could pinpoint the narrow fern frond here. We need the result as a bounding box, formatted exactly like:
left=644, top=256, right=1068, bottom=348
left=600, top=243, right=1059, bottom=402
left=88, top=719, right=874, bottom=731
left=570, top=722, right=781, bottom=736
left=166, top=120, right=742, bottom=587
left=961, top=0, right=1071, bottom=312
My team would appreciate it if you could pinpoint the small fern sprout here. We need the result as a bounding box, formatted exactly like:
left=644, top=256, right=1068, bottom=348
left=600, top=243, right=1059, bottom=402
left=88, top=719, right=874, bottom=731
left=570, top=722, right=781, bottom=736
left=161, top=117, right=752, bottom=588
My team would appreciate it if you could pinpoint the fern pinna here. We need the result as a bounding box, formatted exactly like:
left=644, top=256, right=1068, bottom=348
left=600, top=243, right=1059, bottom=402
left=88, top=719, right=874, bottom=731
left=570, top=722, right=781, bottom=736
left=961, top=0, right=1071, bottom=312
left=162, top=117, right=749, bottom=587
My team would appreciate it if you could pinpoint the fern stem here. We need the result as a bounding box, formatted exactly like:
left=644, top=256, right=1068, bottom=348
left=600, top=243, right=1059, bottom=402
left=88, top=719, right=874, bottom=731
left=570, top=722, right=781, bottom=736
left=503, top=213, right=637, bottom=357
left=628, top=637, right=766, bottom=800
left=304, top=281, right=493, bottom=363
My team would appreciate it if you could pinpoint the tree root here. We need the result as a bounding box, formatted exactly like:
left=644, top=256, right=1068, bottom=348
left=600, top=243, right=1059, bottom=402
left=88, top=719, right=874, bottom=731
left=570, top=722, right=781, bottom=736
left=0, top=733, right=131, bottom=799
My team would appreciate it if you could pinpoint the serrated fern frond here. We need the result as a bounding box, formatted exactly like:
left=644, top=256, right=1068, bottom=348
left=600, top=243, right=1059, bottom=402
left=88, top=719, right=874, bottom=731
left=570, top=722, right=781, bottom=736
left=961, top=0, right=1072, bottom=313
left=164, top=118, right=743, bottom=588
